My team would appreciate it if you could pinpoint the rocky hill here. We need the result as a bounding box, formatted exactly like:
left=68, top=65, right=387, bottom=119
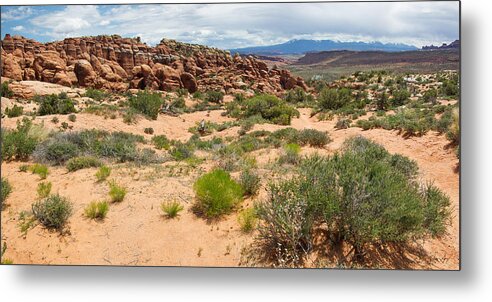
left=0, top=34, right=306, bottom=95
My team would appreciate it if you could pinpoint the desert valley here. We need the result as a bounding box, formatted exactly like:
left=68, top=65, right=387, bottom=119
left=0, top=33, right=459, bottom=269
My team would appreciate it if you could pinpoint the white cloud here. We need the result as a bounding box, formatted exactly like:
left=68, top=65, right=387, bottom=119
left=23, top=2, right=459, bottom=48
left=1, top=7, right=33, bottom=21
left=12, top=25, right=25, bottom=31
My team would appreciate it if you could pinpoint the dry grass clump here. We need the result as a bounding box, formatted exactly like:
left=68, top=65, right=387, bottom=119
left=95, top=166, right=111, bottom=182
left=108, top=181, right=127, bottom=202
left=36, top=182, right=52, bottom=199
left=161, top=201, right=184, bottom=219
left=84, top=201, right=109, bottom=220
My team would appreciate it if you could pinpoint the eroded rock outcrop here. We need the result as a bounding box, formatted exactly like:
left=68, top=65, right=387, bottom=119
left=1, top=34, right=306, bottom=95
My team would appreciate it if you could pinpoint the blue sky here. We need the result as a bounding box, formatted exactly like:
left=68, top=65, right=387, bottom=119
left=0, top=2, right=459, bottom=49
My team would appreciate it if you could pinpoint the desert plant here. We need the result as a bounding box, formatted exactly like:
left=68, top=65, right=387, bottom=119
left=29, top=163, right=49, bottom=179
left=95, top=165, right=111, bottom=182
left=279, top=143, right=301, bottom=165
left=84, top=201, right=109, bottom=220
left=161, top=201, right=184, bottom=218
left=123, top=108, right=139, bottom=124
left=205, top=90, right=224, bottom=103
left=68, top=114, right=77, bottom=122
left=318, top=87, right=351, bottom=110
left=1, top=81, right=13, bottom=97
left=446, top=108, right=459, bottom=144
left=1, top=178, right=12, bottom=210
left=32, top=194, right=73, bottom=229
left=128, top=90, right=163, bottom=120
left=108, top=181, right=127, bottom=202
left=392, top=89, right=410, bottom=106
left=51, top=116, right=60, bottom=124
left=230, top=94, right=300, bottom=125
left=284, top=87, right=313, bottom=104
left=66, top=156, right=102, bottom=172
left=240, top=169, right=261, bottom=196
left=152, top=135, right=170, bottom=150
left=144, top=127, right=154, bottom=135
left=84, top=88, right=108, bottom=102
left=238, top=208, right=257, bottom=233
left=335, top=118, right=352, bottom=129
left=5, top=104, right=23, bottom=118
left=193, top=169, right=244, bottom=218
left=36, top=181, right=52, bottom=199
left=256, top=180, right=312, bottom=266
left=1, top=118, right=43, bottom=161
left=297, top=129, right=330, bottom=147
left=37, top=93, right=76, bottom=115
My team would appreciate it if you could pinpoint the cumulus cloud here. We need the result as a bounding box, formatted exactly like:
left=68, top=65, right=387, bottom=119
left=1, top=6, right=33, bottom=21
left=5, top=2, right=459, bottom=48
left=12, top=25, right=25, bottom=31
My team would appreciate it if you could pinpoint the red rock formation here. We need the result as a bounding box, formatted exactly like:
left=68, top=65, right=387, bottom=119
left=1, top=34, right=306, bottom=94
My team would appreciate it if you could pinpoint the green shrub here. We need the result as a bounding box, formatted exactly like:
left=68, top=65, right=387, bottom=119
left=205, top=91, right=224, bottom=103
left=169, top=142, right=194, bottom=161
left=84, top=201, right=109, bottom=220
left=242, top=94, right=299, bottom=125
left=423, top=89, right=438, bottom=104
left=256, top=180, right=311, bottom=266
left=36, top=139, right=79, bottom=165
left=1, top=118, right=42, bottom=161
left=152, top=135, right=170, bottom=150
left=335, top=118, right=351, bottom=129
left=61, top=122, right=69, bottom=130
left=5, top=104, right=23, bottom=118
left=66, top=156, right=102, bottom=172
left=318, top=87, right=351, bottom=110
left=161, top=201, right=184, bottom=218
left=108, top=181, right=127, bottom=202
left=37, top=93, right=76, bottom=115
left=95, top=165, right=111, bottom=182
left=297, top=129, right=330, bottom=147
left=29, top=164, right=49, bottom=179
left=36, top=181, right=52, bottom=199
left=1, top=81, right=13, bottom=97
left=193, top=169, right=244, bottom=218
left=84, top=88, right=108, bottom=102
left=144, top=127, right=154, bottom=135
left=32, top=194, right=72, bottom=229
left=19, top=164, right=29, bottom=172
left=392, top=89, right=410, bottom=107
left=240, top=169, right=261, bottom=196
left=68, top=114, right=77, bottom=122
left=1, top=178, right=12, bottom=209
left=279, top=143, right=301, bottom=165
left=238, top=208, right=257, bottom=233
left=128, top=90, right=163, bottom=120
left=446, top=108, right=459, bottom=144
left=376, top=92, right=390, bottom=110
left=51, top=117, right=59, bottom=124
left=284, top=88, right=313, bottom=104
left=123, top=108, right=139, bottom=124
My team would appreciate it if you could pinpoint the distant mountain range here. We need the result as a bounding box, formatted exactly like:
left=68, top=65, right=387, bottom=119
left=421, top=40, right=460, bottom=50
left=229, top=39, right=418, bottom=55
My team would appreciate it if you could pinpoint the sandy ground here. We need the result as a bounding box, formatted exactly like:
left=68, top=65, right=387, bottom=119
left=1, top=105, right=459, bottom=269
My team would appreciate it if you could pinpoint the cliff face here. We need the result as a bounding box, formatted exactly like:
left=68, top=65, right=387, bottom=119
left=0, top=34, right=306, bottom=94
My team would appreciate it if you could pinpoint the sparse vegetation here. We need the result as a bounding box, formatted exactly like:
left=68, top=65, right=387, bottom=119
left=240, top=169, right=261, bottom=196
left=66, top=156, right=102, bottom=172
left=95, top=165, right=111, bottom=182
left=68, top=114, right=77, bottom=122
left=36, top=93, right=76, bottom=115
left=84, top=201, right=109, bottom=220
left=1, top=118, right=45, bottom=161
left=238, top=208, right=257, bottom=233
left=29, top=163, right=49, bottom=179
left=5, top=104, right=24, bottom=118
left=1, top=81, right=13, bottom=98
left=108, top=181, right=127, bottom=203
left=128, top=90, right=163, bottom=120
left=1, top=178, right=12, bottom=210
left=36, top=182, right=52, bottom=199
left=193, top=169, right=244, bottom=218
left=205, top=90, right=224, bottom=103
left=152, top=135, right=171, bottom=150
left=161, top=201, right=184, bottom=218
left=32, top=194, right=73, bottom=229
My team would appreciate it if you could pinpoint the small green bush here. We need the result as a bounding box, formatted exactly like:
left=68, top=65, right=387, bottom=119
left=66, top=156, right=102, bottom=172
left=1, top=178, right=12, bottom=209
left=123, top=108, right=139, bottom=124
left=5, top=104, right=23, bottom=118
left=279, top=143, right=301, bottom=165
left=284, top=88, right=313, bottom=104
left=169, top=142, right=194, bottom=161
left=238, top=208, right=257, bottom=233
left=1, top=118, right=42, bottom=161
left=240, top=169, right=261, bottom=196
left=335, top=118, right=351, bottom=130
left=108, top=181, right=127, bottom=202
left=95, top=166, right=111, bottom=182
left=152, top=135, right=170, bottom=150
left=128, top=90, right=163, bottom=120
left=39, top=140, right=79, bottom=165
left=1, top=81, right=13, bottom=97
left=161, top=201, right=184, bottom=219
left=32, top=194, right=72, bottom=229
left=51, top=117, right=59, bottom=124
left=229, top=94, right=299, bottom=125
left=84, top=201, right=109, bottom=220
left=84, top=88, right=108, bottom=102
left=29, top=164, right=49, bottom=179
left=193, top=169, right=244, bottom=218
left=318, top=87, right=351, bottom=110
left=37, top=93, right=76, bottom=115
left=68, top=114, right=77, bottom=122
left=297, top=129, right=330, bottom=147
left=144, top=127, right=154, bottom=135
left=36, top=182, right=52, bottom=199
left=205, top=91, right=224, bottom=103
